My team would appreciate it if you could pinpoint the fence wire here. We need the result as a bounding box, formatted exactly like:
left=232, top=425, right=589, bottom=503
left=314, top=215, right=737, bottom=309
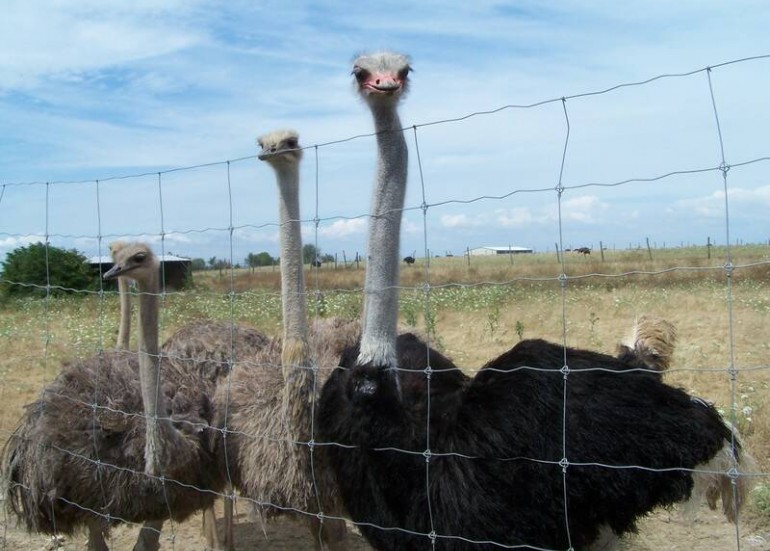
left=0, top=54, right=769, bottom=550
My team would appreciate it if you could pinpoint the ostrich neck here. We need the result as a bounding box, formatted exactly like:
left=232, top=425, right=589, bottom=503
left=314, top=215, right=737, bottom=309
left=276, top=164, right=309, bottom=345
left=136, top=268, right=171, bottom=474
left=276, top=163, right=314, bottom=443
left=358, top=103, right=407, bottom=369
left=117, top=277, right=131, bottom=350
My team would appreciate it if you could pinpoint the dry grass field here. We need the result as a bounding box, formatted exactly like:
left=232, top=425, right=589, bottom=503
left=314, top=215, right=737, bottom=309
left=1, top=245, right=769, bottom=550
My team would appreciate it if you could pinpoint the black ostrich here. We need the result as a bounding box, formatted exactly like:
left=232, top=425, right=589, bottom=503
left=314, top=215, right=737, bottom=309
left=316, top=51, right=751, bottom=551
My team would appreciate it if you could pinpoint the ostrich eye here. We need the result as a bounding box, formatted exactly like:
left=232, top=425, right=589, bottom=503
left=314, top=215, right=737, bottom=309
left=286, top=138, right=298, bottom=149
left=399, top=66, right=411, bottom=79
left=134, top=252, right=147, bottom=262
left=352, top=66, right=367, bottom=82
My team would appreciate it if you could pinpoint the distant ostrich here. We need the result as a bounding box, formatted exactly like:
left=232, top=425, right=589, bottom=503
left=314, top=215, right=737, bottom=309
left=212, top=130, right=351, bottom=550
left=575, top=246, right=591, bottom=256
left=311, top=258, right=323, bottom=268
left=403, top=251, right=416, bottom=265
left=3, top=243, right=221, bottom=551
left=317, top=52, right=751, bottom=551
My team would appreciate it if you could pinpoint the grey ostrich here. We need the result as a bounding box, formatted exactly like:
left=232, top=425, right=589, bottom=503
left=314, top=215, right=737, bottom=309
left=3, top=243, right=221, bottom=551
left=108, top=240, right=267, bottom=550
left=213, top=130, right=352, bottom=551
left=317, top=51, right=752, bottom=551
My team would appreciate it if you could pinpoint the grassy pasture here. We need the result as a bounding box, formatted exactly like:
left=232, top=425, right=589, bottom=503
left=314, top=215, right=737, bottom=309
left=1, top=243, right=769, bottom=530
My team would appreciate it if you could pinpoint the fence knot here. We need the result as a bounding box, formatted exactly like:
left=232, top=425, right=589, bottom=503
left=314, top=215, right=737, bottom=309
left=559, top=457, right=570, bottom=472
left=423, top=449, right=432, bottom=462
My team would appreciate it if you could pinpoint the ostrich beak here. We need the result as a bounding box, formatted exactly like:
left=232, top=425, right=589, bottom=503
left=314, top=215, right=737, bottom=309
left=362, top=73, right=404, bottom=94
left=103, top=264, right=124, bottom=280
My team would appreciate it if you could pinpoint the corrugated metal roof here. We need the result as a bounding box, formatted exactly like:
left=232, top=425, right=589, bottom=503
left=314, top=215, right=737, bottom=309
left=471, top=246, right=532, bottom=252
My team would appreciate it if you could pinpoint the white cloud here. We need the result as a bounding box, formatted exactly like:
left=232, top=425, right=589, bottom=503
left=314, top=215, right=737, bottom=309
left=0, top=235, right=46, bottom=252
left=671, top=185, right=770, bottom=219
left=440, top=214, right=480, bottom=228
left=317, top=218, right=366, bottom=239
left=496, top=207, right=536, bottom=227
left=558, top=195, right=610, bottom=224
left=0, top=2, right=205, bottom=90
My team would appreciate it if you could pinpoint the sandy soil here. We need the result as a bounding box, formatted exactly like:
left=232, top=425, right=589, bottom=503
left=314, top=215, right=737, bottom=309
left=2, top=499, right=768, bottom=551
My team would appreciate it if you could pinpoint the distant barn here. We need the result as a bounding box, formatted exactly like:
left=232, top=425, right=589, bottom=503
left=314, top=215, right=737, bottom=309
left=468, top=246, right=533, bottom=256
left=87, top=253, right=192, bottom=290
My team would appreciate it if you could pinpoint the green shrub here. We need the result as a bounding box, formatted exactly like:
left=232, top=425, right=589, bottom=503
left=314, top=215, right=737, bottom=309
left=1, top=242, right=98, bottom=297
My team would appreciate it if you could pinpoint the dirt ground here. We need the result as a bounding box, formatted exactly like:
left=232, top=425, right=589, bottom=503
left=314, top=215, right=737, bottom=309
left=1, top=499, right=769, bottom=551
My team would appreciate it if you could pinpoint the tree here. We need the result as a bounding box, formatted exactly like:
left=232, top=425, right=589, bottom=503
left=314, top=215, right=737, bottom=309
left=1, top=242, right=97, bottom=297
left=302, top=244, right=319, bottom=265
left=256, top=252, right=275, bottom=267
left=245, top=252, right=275, bottom=271
left=190, top=258, right=207, bottom=271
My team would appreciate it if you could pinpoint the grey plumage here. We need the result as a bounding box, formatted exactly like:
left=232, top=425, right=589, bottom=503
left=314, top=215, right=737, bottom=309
left=2, top=243, right=221, bottom=550
left=212, top=130, right=354, bottom=550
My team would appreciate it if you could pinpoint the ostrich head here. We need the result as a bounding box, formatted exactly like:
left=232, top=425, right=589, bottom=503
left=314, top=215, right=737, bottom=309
left=257, top=129, right=303, bottom=165
left=103, top=242, right=159, bottom=282
left=109, top=240, right=130, bottom=260
left=352, top=52, right=411, bottom=106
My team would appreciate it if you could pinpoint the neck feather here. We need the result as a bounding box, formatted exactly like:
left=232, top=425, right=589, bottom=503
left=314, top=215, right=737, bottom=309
left=136, top=267, right=168, bottom=474
left=276, top=163, right=315, bottom=443
left=117, top=277, right=131, bottom=350
left=358, top=105, right=406, bottom=369
left=276, top=164, right=309, bottom=345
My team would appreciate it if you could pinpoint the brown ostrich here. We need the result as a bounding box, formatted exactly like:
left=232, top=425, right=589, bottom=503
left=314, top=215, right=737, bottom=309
left=106, top=240, right=270, bottom=549
left=3, top=243, right=222, bottom=551
left=213, top=130, right=353, bottom=550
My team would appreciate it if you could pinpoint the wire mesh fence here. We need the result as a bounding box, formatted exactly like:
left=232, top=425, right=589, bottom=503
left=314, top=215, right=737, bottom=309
left=0, top=54, right=769, bottom=550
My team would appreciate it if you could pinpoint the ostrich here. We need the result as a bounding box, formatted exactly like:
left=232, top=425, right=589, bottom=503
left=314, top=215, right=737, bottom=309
left=212, top=130, right=351, bottom=550
left=110, top=240, right=270, bottom=549
left=3, top=243, right=221, bottom=551
left=403, top=251, right=416, bottom=265
left=316, top=52, right=751, bottom=550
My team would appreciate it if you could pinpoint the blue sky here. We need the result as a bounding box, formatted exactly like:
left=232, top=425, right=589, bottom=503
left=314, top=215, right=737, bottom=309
left=1, top=1, right=769, bottom=265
